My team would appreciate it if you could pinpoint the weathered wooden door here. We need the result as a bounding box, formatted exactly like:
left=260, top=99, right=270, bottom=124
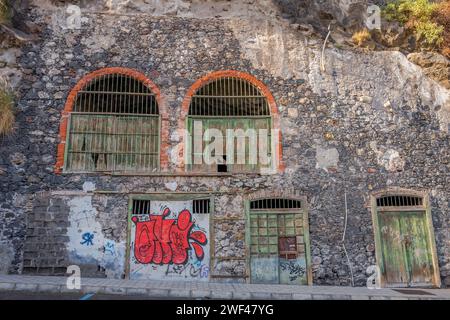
left=248, top=198, right=311, bottom=285
left=249, top=213, right=280, bottom=284
left=378, top=211, right=434, bottom=287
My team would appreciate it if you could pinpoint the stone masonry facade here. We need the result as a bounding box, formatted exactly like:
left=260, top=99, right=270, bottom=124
left=0, top=2, right=449, bottom=287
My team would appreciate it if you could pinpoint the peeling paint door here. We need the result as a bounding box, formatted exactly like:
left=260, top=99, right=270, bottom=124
left=277, top=214, right=307, bottom=285
left=248, top=199, right=311, bottom=285
left=249, top=213, right=279, bottom=284
left=378, top=211, right=434, bottom=287
left=401, top=212, right=434, bottom=286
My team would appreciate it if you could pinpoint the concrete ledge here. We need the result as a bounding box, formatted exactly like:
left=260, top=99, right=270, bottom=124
left=232, top=292, right=252, bottom=300
left=191, top=290, right=212, bottom=299
left=103, top=286, right=127, bottom=295
left=211, top=291, right=233, bottom=300
left=147, top=288, right=170, bottom=298
left=312, top=294, right=334, bottom=300
left=14, top=283, right=38, bottom=291
left=369, top=296, right=391, bottom=300
left=126, top=288, right=149, bottom=296
left=350, top=295, right=370, bottom=300
left=0, top=275, right=448, bottom=300
left=169, top=289, right=191, bottom=298
left=292, top=293, right=312, bottom=300
left=328, top=294, right=352, bottom=300
left=37, top=284, right=62, bottom=293
left=0, top=283, right=16, bottom=291
left=251, top=292, right=272, bottom=299
left=60, top=286, right=82, bottom=294
left=81, top=286, right=105, bottom=293
left=271, top=293, right=293, bottom=300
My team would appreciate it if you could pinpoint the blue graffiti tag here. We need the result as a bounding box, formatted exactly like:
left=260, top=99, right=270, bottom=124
left=104, top=241, right=115, bottom=255
left=80, top=232, right=94, bottom=246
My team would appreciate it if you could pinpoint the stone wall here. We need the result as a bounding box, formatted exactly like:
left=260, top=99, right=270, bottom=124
left=0, top=1, right=448, bottom=286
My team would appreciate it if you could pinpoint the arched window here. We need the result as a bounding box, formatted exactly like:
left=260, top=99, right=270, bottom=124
left=64, top=72, right=160, bottom=172
left=186, top=73, right=275, bottom=173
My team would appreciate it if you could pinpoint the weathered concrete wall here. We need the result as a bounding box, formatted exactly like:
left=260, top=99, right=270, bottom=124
left=0, top=1, right=448, bottom=286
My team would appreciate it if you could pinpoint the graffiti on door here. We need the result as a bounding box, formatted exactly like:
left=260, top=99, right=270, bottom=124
left=132, top=207, right=207, bottom=265
left=129, top=201, right=210, bottom=281
left=279, top=259, right=306, bottom=282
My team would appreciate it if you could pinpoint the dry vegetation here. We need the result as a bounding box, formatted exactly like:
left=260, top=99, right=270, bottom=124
left=0, top=0, right=10, bottom=25
left=433, top=0, right=450, bottom=57
left=352, top=29, right=372, bottom=47
left=0, top=79, right=15, bottom=136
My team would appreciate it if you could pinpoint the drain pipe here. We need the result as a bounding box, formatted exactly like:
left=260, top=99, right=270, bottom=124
left=342, top=192, right=355, bottom=287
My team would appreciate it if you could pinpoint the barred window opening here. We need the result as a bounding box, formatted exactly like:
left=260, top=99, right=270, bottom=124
left=132, top=199, right=210, bottom=215
left=65, top=73, right=160, bottom=173
left=189, top=77, right=270, bottom=116
left=73, top=74, right=158, bottom=115
left=132, top=199, right=152, bottom=215
left=187, top=75, right=274, bottom=173
left=376, top=195, right=423, bottom=207
left=193, top=199, right=210, bottom=214
left=250, top=198, right=302, bottom=210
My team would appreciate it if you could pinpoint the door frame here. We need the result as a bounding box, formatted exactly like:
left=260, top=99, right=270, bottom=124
left=370, top=188, right=441, bottom=288
left=245, top=195, right=313, bottom=285
left=125, top=192, right=214, bottom=280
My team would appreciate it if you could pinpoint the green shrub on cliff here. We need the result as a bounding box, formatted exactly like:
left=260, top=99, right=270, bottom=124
left=382, top=0, right=445, bottom=48
left=0, top=0, right=10, bottom=25
left=0, top=79, right=15, bottom=136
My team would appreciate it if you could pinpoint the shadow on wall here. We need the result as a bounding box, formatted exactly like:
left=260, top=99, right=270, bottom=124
left=0, top=243, right=14, bottom=274
left=2, top=0, right=30, bottom=30
left=271, top=0, right=371, bottom=33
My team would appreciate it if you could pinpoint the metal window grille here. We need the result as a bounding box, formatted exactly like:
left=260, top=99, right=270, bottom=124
left=249, top=213, right=304, bottom=255
left=187, top=76, right=273, bottom=173
left=65, top=74, right=160, bottom=172
left=132, top=199, right=210, bottom=215
left=132, top=199, right=152, bottom=215
left=189, top=77, right=270, bottom=116
left=249, top=198, right=303, bottom=256
left=376, top=195, right=423, bottom=207
left=193, top=199, right=210, bottom=214
left=250, top=198, right=302, bottom=210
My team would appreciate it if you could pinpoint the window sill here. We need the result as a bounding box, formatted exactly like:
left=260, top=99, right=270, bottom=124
left=60, top=171, right=278, bottom=177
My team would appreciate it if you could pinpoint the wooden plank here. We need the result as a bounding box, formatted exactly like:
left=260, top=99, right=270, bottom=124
left=378, top=212, right=409, bottom=286
left=399, top=211, right=434, bottom=286
left=424, top=195, right=442, bottom=287
left=66, top=114, right=159, bottom=172
left=186, top=117, right=271, bottom=173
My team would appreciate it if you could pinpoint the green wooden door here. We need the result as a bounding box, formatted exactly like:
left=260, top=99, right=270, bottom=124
left=277, top=214, right=307, bottom=285
left=249, top=212, right=308, bottom=285
left=378, top=212, right=410, bottom=286
left=401, top=212, right=434, bottom=286
left=249, top=213, right=279, bottom=284
left=378, top=211, right=434, bottom=287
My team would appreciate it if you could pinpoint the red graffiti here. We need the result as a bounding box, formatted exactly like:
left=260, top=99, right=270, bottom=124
left=132, top=208, right=207, bottom=265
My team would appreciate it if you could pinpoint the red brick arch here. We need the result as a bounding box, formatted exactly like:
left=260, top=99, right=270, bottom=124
left=54, top=67, right=169, bottom=173
left=179, top=70, right=284, bottom=172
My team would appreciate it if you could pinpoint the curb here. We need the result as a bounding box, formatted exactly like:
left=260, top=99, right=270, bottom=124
left=0, top=281, right=449, bottom=300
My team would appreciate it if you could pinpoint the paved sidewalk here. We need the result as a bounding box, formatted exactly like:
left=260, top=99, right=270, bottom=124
left=0, top=275, right=449, bottom=300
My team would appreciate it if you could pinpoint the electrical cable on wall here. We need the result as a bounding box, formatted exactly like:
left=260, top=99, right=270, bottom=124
left=320, top=23, right=332, bottom=73
left=342, top=192, right=355, bottom=287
